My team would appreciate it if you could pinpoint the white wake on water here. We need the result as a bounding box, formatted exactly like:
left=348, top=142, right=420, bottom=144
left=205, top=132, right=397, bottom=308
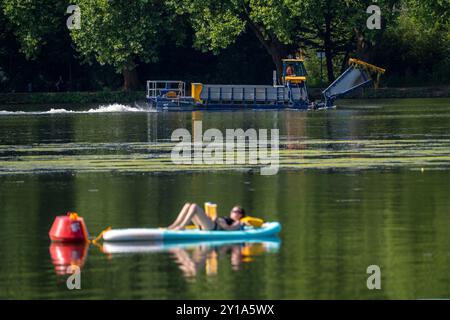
left=86, top=104, right=143, bottom=113
left=0, top=104, right=146, bottom=115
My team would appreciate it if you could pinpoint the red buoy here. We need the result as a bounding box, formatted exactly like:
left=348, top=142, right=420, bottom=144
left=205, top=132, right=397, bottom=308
left=49, top=212, right=89, bottom=242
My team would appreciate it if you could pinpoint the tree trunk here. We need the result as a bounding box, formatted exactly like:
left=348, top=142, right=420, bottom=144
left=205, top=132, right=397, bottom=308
left=245, top=17, right=287, bottom=83
left=122, top=67, right=140, bottom=91
left=254, top=36, right=287, bottom=83
left=341, top=50, right=350, bottom=74
left=268, top=43, right=287, bottom=83
left=355, top=29, right=370, bottom=61
left=324, top=15, right=335, bottom=83
left=324, top=46, right=334, bottom=83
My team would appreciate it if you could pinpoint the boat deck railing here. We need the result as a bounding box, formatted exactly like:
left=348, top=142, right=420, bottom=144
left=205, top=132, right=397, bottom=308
left=146, top=81, right=186, bottom=99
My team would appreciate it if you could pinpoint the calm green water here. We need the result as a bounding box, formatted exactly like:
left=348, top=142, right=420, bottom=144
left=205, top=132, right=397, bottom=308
left=0, top=98, right=450, bottom=299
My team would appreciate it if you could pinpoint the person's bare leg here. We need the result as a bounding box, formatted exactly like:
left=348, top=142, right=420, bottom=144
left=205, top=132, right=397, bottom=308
left=175, top=204, right=215, bottom=230
left=168, top=203, right=191, bottom=229
left=192, top=214, right=215, bottom=230
left=169, top=248, right=197, bottom=278
left=173, top=204, right=199, bottom=230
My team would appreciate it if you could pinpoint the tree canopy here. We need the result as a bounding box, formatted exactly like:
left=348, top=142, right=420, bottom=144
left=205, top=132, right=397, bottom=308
left=70, top=0, right=180, bottom=89
left=2, top=0, right=67, bottom=59
left=170, top=0, right=405, bottom=82
left=0, top=0, right=448, bottom=91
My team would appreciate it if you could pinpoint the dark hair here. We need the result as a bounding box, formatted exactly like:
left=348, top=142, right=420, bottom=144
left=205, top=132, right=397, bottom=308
left=232, top=205, right=246, bottom=217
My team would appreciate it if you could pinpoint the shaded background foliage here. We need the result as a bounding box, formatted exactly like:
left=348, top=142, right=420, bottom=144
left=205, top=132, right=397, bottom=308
left=0, top=0, right=448, bottom=92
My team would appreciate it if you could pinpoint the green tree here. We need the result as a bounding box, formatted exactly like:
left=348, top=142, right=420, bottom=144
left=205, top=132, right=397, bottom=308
left=283, top=0, right=360, bottom=81
left=172, top=0, right=401, bottom=83
left=287, top=0, right=402, bottom=81
left=372, top=1, right=450, bottom=85
left=1, top=0, right=78, bottom=91
left=171, top=0, right=293, bottom=79
left=0, top=3, right=9, bottom=88
left=406, top=0, right=450, bottom=28
left=1, top=0, right=68, bottom=59
left=70, top=0, right=179, bottom=90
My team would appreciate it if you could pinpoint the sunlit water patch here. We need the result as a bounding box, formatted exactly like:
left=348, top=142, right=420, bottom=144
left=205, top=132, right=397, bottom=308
left=0, top=98, right=449, bottom=174
left=1, top=139, right=450, bottom=175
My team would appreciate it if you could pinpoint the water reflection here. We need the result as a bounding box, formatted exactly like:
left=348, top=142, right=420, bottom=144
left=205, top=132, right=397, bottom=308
left=1, top=98, right=450, bottom=298
left=2, top=100, right=450, bottom=174
left=49, top=242, right=89, bottom=275
left=101, top=239, right=280, bottom=279
left=9, top=169, right=450, bottom=299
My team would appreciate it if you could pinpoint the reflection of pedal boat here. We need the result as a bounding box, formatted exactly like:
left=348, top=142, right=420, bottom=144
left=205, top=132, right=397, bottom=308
left=102, top=222, right=281, bottom=242
left=102, top=238, right=281, bottom=255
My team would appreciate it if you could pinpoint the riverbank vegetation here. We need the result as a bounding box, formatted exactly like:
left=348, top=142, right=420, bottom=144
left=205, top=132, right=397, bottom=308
left=0, top=0, right=448, bottom=93
left=1, top=87, right=449, bottom=106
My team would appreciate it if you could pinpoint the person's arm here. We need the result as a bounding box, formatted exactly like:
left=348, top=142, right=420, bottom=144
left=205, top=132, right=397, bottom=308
left=240, top=220, right=251, bottom=226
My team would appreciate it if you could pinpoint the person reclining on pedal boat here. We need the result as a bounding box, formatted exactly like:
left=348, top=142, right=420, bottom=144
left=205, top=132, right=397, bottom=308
left=168, top=203, right=247, bottom=231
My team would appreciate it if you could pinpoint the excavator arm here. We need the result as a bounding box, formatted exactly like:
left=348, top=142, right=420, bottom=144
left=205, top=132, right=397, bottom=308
left=322, top=59, right=386, bottom=108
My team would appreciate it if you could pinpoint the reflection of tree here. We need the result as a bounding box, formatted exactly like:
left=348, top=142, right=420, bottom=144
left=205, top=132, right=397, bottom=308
left=285, top=111, right=308, bottom=151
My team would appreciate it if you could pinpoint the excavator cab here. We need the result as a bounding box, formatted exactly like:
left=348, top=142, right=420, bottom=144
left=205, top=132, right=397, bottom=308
left=282, top=59, right=307, bottom=84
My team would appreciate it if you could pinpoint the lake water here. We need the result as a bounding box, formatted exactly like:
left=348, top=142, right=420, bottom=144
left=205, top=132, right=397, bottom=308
left=0, top=98, right=449, bottom=299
